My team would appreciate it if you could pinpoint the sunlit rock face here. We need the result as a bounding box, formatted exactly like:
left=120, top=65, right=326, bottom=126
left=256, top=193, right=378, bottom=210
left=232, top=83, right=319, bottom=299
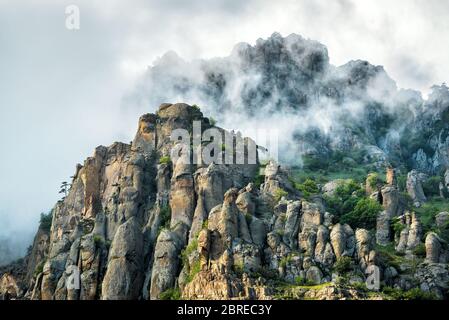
left=2, top=34, right=449, bottom=301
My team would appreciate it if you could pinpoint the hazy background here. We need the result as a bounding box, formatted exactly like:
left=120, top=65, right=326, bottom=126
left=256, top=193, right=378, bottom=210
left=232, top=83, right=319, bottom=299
left=1, top=0, right=449, bottom=264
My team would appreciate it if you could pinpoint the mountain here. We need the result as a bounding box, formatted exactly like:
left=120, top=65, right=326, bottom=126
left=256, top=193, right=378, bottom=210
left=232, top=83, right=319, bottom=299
left=134, top=32, right=449, bottom=173
left=1, top=34, right=449, bottom=300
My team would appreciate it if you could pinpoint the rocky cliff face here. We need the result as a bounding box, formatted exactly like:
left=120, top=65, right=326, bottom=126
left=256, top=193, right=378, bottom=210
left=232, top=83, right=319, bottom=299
left=0, top=103, right=261, bottom=300
left=2, top=103, right=449, bottom=300
left=2, top=34, right=449, bottom=300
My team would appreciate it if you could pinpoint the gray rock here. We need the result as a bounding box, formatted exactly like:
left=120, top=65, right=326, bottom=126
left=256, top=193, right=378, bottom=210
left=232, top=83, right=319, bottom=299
left=425, top=233, right=442, bottom=263
left=306, top=266, right=323, bottom=285
left=436, top=212, right=449, bottom=229
left=376, top=211, right=391, bottom=246
left=406, top=170, right=427, bottom=207
left=330, top=224, right=354, bottom=258
left=102, top=217, right=143, bottom=300
left=282, top=201, right=301, bottom=249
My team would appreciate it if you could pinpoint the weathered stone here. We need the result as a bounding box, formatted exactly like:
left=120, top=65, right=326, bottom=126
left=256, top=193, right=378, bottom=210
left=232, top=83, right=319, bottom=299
left=149, top=230, right=182, bottom=300
left=425, top=233, right=442, bottom=264
left=330, top=224, right=355, bottom=258
left=300, top=201, right=323, bottom=230
left=306, top=266, right=323, bottom=285
left=314, top=226, right=335, bottom=268
left=102, top=217, right=143, bottom=300
left=282, top=201, right=301, bottom=249
left=406, top=170, right=427, bottom=207
left=436, top=212, right=449, bottom=229
left=376, top=211, right=391, bottom=246
left=355, top=229, right=371, bottom=270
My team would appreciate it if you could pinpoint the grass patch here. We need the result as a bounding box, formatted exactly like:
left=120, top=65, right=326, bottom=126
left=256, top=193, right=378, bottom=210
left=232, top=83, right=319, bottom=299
left=414, top=197, right=449, bottom=234
left=159, top=287, right=181, bottom=300
left=381, top=286, right=438, bottom=300
left=274, top=188, right=288, bottom=202
left=159, top=156, right=171, bottom=165
left=375, top=244, right=406, bottom=270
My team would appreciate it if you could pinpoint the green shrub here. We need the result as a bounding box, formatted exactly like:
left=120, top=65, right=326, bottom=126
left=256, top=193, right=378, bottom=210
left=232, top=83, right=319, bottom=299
left=375, top=244, right=403, bottom=270
left=340, top=198, right=382, bottom=230
left=181, top=238, right=199, bottom=267
left=253, top=173, right=265, bottom=188
left=414, top=198, right=449, bottom=234
left=422, top=176, right=442, bottom=197
left=324, top=180, right=365, bottom=217
left=413, top=243, right=426, bottom=258
left=367, top=173, right=379, bottom=189
left=280, top=254, right=294, bottom=268
left=333, top=256, right=353, bottom=275
left=209, top=117, right=217, bottom=126
left=324, top=179, right=380, bottom=229
left=159, top=206, right=171, bottom=230
left=305, top=279, right=317, bottom=286
left=181, top=237, right=201, bottom=283
left=295, top=178, right=319, bottom=198
left=382, top=286, right=437, bottom=300
left=302, top=154, right=330, bottom=171
left=392, top=217, right=406, bottom=237
left=274, top=188, right=288, bottom=202
left=159, top=287, right=181, bottom=300
left=352, top=282, right=368, bottom=292
left=159, top=156, right=171, bottom=165
left=39, top=212, right=53, bottom=232
left=93, top=235, right=104, bottom=248
left=294, top=277, right=306, bottom=286
left=34, top=261, right=45, bottom=276
left=191, top=104, right=201, bottom=111
left=186, top=259, right=201, bottom=283
left=233, top=261, right=244, bottom=276
left=397, top=175, right=407, bottom=191
left=245, top=213, right=253, bottom=225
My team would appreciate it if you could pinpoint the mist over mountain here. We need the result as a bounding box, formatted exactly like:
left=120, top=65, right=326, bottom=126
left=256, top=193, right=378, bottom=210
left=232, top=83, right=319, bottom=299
left=130, top=32, right=449, bottom=174
left=1, top=33, right=449, bottom=301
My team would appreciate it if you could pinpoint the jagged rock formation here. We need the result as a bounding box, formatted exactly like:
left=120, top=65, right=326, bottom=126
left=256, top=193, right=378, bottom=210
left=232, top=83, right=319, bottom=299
left=1, top=104, right=449, bottom=300
left=2, top=33, right=449, bottom=300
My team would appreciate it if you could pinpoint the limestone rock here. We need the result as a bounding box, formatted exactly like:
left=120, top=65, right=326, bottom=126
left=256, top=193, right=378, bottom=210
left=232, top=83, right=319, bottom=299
left=149, top=230, right=182, bottom=300
left=102, top=217, right=143, bottom=300
left=330, top=224, right=355, bottom=258
left=282, top=201, right=301, bottom=249
left=425, top=233, right=442, bottom=264
left=376, top=210, right=391, bottom=246
left=406, top=170, right=427, bottom=207
left=435, top=212, right=449, bottom=229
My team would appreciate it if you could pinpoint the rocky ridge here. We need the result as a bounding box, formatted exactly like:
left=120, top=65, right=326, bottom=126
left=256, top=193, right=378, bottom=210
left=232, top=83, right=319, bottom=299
left=1, top=103, right=448, bottom=300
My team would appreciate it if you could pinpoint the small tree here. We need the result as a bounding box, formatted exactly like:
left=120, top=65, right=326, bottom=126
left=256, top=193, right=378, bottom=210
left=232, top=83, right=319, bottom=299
left=59, top=181, right=70, bottom=198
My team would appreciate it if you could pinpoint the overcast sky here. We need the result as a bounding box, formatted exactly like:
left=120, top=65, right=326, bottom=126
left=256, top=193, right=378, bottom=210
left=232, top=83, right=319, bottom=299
left=1, top=0, right=449, bottom=258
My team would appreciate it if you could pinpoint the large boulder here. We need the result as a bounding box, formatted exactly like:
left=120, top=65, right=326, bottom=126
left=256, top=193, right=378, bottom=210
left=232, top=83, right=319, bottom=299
left=425, top=233, right=442, bottom=264
left=330, top=224, right=355, bottom=258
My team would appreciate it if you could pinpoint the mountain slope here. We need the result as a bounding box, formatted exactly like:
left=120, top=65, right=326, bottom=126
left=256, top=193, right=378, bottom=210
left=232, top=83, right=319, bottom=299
left=1, top=34, right=449, bottom=300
